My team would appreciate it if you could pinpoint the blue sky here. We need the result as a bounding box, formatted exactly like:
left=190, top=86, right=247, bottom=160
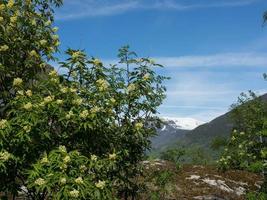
left=54, top=0, right=267, bottom=121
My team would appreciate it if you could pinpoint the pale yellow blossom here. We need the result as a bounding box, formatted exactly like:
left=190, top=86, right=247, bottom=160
left=10, top=16, right=17, bottom=23
left=127, top=83, right=136, bottom=93
left=96, top=79, right=109, bottom=91
left=66, top=111, right=74, bottom=119
left=90, top=106, right=100, bottom=113
left=0, top=17, right=3, bottom=23
left=109, top=153, right=117, bottom=160
left=23, top=102, right=32, bottom=110
left=44, top=20, right=52, bottom=26
left=26, top=90, right=32, bottom=97
left=29, top=50, right=38, bottom=57
left=93, top=59, right=101, bottom=66
left=31, top=19, right=36, bottom=26
left=39, top=39, right=47, bottom=46
left=75, top=177, right=84, bottom=184
left=0, top=4, right=4, bottom=11
left=69, top=189, right=79, bottom=198
left=135, top=122, right=143, bottom=130
left=52, top=27, right=59, bottom=32
left=0, top=151, right=11, bottom=161
left=41, top=155, right=49, bottom=164
left=7, top=0, right=14, bottom=8
left=0, top=45, right=9, bottom=52
left=80, top=110, right=89, bottom=119
left=91, top=154, right=97, bottom=161
left=34, top=178, right=45, bottom=186
left=60, top=177, right=66, bottom=184
left=59, top=145, right=67, bottom=153
left=49, top=70, right=57, bottom=77
left=63, top=155, right=71, bottom=163
left=95, top=180, right=105, bottom=189
left=44, top=96, right=53, bottom=104
left=13, top=78, right=23, bottom=86
left=143, top=73, right=150, bottom=81
left=0, top=119, right=8, bottom=129
left=60, top=87, right=68, bottom=93
left=73, top=98, right=83, bottom=106
left=56, top=99, right=63, bottom=105
left=23, top=125, right=31, bottom=133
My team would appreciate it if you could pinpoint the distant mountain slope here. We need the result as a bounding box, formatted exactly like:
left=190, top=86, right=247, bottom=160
left=151, top=93, right=267, bottom=155
left=177, top=93, right=267, bottom=150
left=179, top=112, right=232, bottom=148
left=150, top=117, right=203, bottom=152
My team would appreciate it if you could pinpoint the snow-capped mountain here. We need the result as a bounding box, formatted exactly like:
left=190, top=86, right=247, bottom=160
left=162, top=117, right=204, bottom=130
left=150, top=117, right=204, bottom=151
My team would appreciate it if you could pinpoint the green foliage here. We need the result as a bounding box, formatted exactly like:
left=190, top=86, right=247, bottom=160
left=0, top=1, right=168, bottom=199
left=218, top=91, right=267, bottom=172
left=210, top=136, right=228, bottom=151
left=27, top=147, right=116, bottom=200
left=0, top=0, right=62, bottom=114
left=160, top=148, right=185, bottom=163
left=246, top=191, right=267, bottom=200
left=145, top=170, right=175, bottom=200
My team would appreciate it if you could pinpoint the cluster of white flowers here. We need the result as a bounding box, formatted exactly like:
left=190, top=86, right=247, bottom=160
left=73, top=98, right=83, bottom=106
left=23, top=125, right=31, bottom=133
left=143, top=73, right=150, bottom=81
left=59, top=145, right=67, bottom=153
left=34, top=178, right=46, bottom=186
left=13, top=78, right=23, bottom=86
left=95, top=180, right=105, bottom=189
left=66, top=111, right=74, bottom=119
left=44, top=96, right=54, bottom=104
left=48, top=70, right=57, bottom=77
left=90, top=106, right=100, bottom=114
left=91, top=154, right=97, bottom=161
left=29, top=50, right=38, bottom=57
left=96, top=79, right=109, bottom=91
left=23, top=102, right=32, bottom=110
left=60, top=87, right=68, bottom=93
left=56, top=99, right=63, bottom=105
left=0, top=45, right=9, bottom=52
left=126, top=83, right=136, bottom=93
left=0, top=119, right=8, bottom=129
left=109, top=153, right=117, bottom=160
left=39, top=39, right=47, bottom=46
left=63, top=155, right=71, bottom=163
left=44, top=20, right=52, bottom=26
left=80, top=110, right=89, bottom=119
left=60, top=177, right=67, bottom=185
left=71, top=51, right=82, bottom=59
left=92, top=58, right=101, bottom=66
left=80, top=165, right=87, bottom=172
left=69, top=189, right=79, bottom=198
left=135, top=122, right=143, bottom=130
left=26, top=90, right=32, bottom=97
left=110, top=98, right=116, bottom=104
left=7, top=0, right=14, bottom=8
left=0, top=151, right=11, bottom=161
left=40, top=155, right=49, bottom=164
left=75, top=177, right=84, bottom=184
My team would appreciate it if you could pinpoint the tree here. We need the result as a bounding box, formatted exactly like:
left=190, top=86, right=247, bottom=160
left=0, top=0, right=62, bottom=116
left=0, top=40, right=169, bottom=199
left=218, top=92, right=267, bottom=171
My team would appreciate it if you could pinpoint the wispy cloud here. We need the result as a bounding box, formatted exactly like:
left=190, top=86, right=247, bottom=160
left=155, top=52, right=267, bottom=68
left=56, top=0, right=260, bottom=20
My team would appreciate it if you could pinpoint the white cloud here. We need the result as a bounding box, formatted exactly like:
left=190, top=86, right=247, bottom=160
left=155, top=52, right=267, bottom=68
left=56, top=0, right=260, bottom=20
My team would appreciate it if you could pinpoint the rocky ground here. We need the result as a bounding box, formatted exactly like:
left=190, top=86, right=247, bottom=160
left=139, top=160, right=263, bottom=200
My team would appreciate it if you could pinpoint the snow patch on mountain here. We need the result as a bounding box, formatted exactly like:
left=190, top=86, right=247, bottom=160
left=162, top=117, right=204, bottom=130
